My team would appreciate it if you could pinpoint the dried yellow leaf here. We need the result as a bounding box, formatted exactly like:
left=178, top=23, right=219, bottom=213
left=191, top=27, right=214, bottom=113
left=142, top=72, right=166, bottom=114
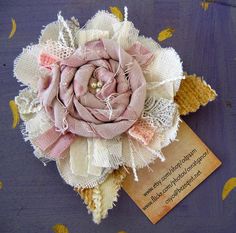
left=109, top=6, right=123, bottom=21
left=9, top=100, right=20, bottom=128
left=9, top=18, right=17, bottom=39
left=222, top=177, right=236, bottom=200
left=201, top=2, right=209, bottom=11
left=157, top=27, right=175, bottom=42
left=52, top=224, right=69, bottom=233
left=0, top=181, right=3, bottom=190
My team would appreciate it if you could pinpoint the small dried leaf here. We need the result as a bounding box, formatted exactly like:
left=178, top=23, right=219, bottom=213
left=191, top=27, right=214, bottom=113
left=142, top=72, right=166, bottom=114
left=109, top=6, right=123, bottom=21
left=222, top=177, right=236, bottom=200
left=52, top=224, right=69, bottom=233
left=200, top=1, right=211, bottom=11
left=9, top=100, right=20, bottom=128
left=157, top=27, right=175, bottom=42
left=8, top=18, right=17, bottom=39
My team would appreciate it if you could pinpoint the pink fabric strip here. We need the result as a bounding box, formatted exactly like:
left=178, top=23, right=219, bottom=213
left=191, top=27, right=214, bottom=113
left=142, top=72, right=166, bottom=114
left=34, top=126, right=76, bottom=158
left=128, top=119, right=156, bottom=145
left=48, top=133, right=75, bottom=158
left=34, top=127, right=61, bottom=151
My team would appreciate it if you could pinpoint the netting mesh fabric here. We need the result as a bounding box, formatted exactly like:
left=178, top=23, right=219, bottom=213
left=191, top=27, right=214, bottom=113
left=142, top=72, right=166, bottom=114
left=42, top=40, right=75, bottom=60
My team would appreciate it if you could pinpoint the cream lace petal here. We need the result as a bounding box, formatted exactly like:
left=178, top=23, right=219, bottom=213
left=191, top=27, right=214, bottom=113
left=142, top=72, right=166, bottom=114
left=111, top=21, right=139, bottom=49
left=145, top=47, right=184, bottom=99
left=23, top=109, right=52, bottom=141
left=160, top=111, right=180, bottom=148
left=138, top=35, right=161, bottom=54
left=39, top=17, right=80, bottom=47
left=85, top=10, right=120, bottom=38
left=14, top=45, right=41, bottom=90
left=15, top=88, right=42, bottom=121
left=39, top=21, right=61, bottom=44
left=75, top=29, right=109, bottom=46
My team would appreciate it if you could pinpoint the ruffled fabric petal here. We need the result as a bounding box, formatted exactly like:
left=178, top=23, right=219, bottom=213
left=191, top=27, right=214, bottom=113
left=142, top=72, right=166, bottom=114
left=39, top=21, right=61, bottom=44
left=145, top=47, right=184, bottom=99
left=39, top=17, right=80, bottom=47
left=15, top=88, right=42, bottom=121
left=75, top=29, right=109, bottom=46
left=86, top=11, right=140, bottom=50
left=112, top=21, right=139, bottom=49
left=85, top=10, right=120, bottom=38
left=14, top=45, right=42, bottom=90
left=138, top=36, right=161, bottom=54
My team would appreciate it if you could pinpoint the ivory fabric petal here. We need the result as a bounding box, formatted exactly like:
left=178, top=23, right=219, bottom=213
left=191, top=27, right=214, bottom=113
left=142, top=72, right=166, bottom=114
left=145, top=47, right=184, bottom=100
left=57, top=141, right=111, bottom=188
left=85, top=11, right=120, bottom=38
left=14, top=45, right=41, bottom=90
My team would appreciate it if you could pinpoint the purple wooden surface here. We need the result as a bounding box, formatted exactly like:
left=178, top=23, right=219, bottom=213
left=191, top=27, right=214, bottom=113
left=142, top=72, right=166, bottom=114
left=0, top=0, right=236, bottom=232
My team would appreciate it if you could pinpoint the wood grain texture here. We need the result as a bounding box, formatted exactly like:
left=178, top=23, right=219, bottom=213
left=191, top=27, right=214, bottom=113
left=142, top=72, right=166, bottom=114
left=0, top=0, right=235, bottom=233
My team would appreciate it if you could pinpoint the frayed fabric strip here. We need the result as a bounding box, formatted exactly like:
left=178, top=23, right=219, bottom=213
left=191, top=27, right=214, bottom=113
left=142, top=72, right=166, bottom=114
left=34, top=127, right=75, bottom=158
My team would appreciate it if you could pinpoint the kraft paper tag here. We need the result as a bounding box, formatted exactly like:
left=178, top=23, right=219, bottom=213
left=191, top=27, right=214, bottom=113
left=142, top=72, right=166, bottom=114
left=123, top=121, right=222, bottom=224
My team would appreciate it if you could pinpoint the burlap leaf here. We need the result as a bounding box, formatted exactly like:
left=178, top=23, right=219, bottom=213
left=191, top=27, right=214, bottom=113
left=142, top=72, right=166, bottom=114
left=174, top=74, right=217, bottom=115
left=75, top=167, right=127, bottom=224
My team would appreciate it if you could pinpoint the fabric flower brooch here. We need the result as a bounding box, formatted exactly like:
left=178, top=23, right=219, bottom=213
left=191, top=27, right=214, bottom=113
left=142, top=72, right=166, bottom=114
left=14, top=8, right=216, bottom=223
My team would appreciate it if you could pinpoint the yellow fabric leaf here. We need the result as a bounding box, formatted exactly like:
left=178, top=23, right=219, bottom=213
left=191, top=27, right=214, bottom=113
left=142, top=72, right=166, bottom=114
left=75, top=187, right=96, bottom=211
left=174, top=74, right=217, bottom=115
left=75, top=167, right=127, bottom=224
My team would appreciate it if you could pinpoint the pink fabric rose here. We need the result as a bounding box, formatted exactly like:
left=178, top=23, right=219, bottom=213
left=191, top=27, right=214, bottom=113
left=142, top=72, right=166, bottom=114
left=38, top=39, right=153, bottom=139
